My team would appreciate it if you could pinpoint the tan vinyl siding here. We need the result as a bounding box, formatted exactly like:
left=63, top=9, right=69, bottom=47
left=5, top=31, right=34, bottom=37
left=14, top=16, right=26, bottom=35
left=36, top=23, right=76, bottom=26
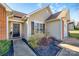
left=68, top=23, right=74, bottom=30
left=46, top=20, right=62, bottom=40
left=25, top=7, right=52, bottom=40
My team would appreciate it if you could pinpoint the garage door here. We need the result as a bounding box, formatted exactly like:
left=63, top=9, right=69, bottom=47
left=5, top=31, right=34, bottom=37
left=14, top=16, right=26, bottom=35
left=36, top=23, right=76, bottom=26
left=46, top=20, right=61, bottom=40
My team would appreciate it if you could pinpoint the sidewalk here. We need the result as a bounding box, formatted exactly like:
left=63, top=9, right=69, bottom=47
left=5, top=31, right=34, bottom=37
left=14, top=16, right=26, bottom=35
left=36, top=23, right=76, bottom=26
left=58, top=38, right=79, bottom=56
left=13, top=39, right=36, bottom=56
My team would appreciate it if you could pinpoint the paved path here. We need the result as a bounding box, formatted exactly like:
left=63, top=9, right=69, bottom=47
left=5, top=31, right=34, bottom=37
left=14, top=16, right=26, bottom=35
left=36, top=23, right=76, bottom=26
left=58, top=48, right=79, bottom=56
left=69, top=30, right=79, bottom=33
left=62, top=37, right=79, bottom=47
left=58, top=38, right=79, bottom=56
left=13, top=39, right=36, bottom=56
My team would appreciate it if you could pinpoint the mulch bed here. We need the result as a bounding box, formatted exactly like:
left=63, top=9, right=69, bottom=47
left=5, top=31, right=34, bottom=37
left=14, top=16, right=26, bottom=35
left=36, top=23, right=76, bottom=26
left=22, top=38, right=62, bottom=56
left=34, top=39, right=62, bottom=56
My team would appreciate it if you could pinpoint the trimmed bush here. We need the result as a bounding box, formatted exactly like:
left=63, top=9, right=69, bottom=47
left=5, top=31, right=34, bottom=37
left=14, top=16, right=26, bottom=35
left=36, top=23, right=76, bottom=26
left=0, top=40, right=11, bottom=55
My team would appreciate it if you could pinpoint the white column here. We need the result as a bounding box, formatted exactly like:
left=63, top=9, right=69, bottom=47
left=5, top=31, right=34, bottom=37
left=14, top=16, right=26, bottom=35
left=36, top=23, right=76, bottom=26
left=6, top=16, right=9, bottom=39
left=60, top=19, right=63, bottom=40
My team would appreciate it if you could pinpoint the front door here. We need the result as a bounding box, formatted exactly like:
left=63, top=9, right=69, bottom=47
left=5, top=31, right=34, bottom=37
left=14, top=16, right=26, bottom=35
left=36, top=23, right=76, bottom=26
left=13, top=23, right=20, bottom=37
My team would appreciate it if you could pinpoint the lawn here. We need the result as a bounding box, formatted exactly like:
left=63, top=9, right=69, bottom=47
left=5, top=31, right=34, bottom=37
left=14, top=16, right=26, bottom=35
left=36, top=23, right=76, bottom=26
left=0, top=40, right=11, bottom=56
left=69, top=27, right=79, bottom=39
left=69, top=33, right=79, bottom=39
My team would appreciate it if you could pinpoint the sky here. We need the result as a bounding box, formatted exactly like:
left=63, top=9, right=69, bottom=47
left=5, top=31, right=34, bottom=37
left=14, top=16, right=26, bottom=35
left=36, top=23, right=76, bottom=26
left=7, top=3, right=79, bottom=24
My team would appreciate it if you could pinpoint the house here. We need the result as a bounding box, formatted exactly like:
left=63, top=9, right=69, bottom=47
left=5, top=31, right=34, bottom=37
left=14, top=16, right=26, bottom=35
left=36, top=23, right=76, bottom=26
left=0, top=3, right=70, bottom=40
left=76, top=22, right=79, bottom=28
left=68, top=21, right=74, bottom=31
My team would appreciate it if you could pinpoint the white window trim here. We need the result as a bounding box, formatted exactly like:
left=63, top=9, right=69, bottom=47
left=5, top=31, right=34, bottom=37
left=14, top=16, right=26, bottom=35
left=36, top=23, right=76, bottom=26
left=32, top=20, right=45, bottom=33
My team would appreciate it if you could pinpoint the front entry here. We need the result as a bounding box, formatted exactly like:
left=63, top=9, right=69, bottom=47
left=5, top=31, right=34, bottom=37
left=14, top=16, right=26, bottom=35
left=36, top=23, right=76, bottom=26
left=13, top=23, right=20, bottom=37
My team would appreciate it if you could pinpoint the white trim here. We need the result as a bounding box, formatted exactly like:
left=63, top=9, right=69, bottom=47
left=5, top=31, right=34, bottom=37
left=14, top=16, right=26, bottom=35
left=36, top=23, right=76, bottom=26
left=60, top=19, right=63, bottom=40
left=6, top=16, right=9, bottom=40
left=20, top=23, right=22, bottom=37
left=26, top=20, right=30, bottom=40
left=9, top=20, right=24, bottom=23
left=33, top=20, right=44, bottom=23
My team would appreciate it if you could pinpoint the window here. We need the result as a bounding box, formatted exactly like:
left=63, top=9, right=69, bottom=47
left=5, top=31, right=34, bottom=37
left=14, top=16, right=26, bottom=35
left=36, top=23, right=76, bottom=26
left=43, top=24, right=45, bottom=33
left=31, top=21, right=45, bottom=34
left=37, top=23, right=39, bottom=33
left=40, top=24, right=43, bottom=32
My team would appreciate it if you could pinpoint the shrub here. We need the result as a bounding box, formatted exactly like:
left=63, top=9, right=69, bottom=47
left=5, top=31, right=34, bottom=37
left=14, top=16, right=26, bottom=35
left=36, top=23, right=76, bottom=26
left=28, top=33, right=46, bottom=48
left=0, top=40, right=11, bottom=55
left=38, top=37, right=53, bottom=46
left=38, top=37, right=48, bottom=46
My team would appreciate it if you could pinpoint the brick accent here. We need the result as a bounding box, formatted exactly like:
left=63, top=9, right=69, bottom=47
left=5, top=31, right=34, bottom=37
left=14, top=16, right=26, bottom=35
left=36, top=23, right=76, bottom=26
left=0, top=5, right=7, bottom=40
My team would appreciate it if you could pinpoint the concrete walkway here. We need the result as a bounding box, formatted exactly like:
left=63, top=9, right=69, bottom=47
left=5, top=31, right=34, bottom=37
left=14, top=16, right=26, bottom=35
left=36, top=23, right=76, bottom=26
left=58, top=38, right=79, bottom=56
left=62, top=38, right=79, bottom=47
left=13, top=39, right=36, bottom=56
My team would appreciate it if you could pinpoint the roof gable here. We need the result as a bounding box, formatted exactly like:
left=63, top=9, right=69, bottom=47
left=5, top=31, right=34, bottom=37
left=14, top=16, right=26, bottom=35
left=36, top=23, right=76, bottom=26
left=46, top=9, right=69, bottom=21
left=27, top=5, right=51, bottom=16
left=46, top=11, right=62, bottom=20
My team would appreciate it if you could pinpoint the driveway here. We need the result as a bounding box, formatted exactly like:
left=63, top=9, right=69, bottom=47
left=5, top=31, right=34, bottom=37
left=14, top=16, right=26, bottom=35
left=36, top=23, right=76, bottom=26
left=13, top=39, right=36, bottom=56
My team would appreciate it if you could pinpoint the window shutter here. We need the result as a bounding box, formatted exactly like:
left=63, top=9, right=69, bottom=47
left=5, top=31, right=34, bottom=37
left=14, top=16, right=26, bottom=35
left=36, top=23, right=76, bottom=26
left=31, top=21, right=34, bottom=35
left=43, top=24, right=45, bottom=33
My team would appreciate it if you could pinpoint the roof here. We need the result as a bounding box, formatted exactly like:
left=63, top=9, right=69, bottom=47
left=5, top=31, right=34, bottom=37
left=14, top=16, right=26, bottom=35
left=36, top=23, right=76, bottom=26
left=68, top=21, right=74, bottom=25
left=12, top=10, right=27, bottom=18
left=0, top=3, right=12, bottom=11
left=46, top=11, right=62, bottom=20
left=46, top=9, right=69, bottom=21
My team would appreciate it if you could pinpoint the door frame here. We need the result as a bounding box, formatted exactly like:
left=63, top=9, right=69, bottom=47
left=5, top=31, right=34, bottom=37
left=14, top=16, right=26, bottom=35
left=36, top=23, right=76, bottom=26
left=12, top=22, right=22, bottom=38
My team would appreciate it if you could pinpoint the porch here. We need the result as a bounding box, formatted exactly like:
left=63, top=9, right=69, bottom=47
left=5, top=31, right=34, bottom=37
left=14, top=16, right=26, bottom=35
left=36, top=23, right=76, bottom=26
left=8, top=19, right=25, bottom=39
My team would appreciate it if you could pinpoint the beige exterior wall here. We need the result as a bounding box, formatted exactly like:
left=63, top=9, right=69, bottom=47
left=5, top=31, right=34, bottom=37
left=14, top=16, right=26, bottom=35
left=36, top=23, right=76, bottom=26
left=45, top=20, right=62, bottom=40
left=24, top=7, right=52, bottom=40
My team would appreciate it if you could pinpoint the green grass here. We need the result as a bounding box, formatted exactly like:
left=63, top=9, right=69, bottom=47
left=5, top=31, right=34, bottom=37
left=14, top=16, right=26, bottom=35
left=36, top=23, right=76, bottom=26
left=69, top=33, right=79, bottom=39
left=0, top=40, right=11, bottom=56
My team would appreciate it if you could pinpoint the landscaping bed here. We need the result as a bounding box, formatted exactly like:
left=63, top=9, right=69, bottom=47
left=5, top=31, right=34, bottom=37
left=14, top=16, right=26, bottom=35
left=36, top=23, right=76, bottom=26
left=34, top=40, right=62, bottom=56
left=0, top=40, right=14, bottom=56
left=26, top=33, right=62, bottom=56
